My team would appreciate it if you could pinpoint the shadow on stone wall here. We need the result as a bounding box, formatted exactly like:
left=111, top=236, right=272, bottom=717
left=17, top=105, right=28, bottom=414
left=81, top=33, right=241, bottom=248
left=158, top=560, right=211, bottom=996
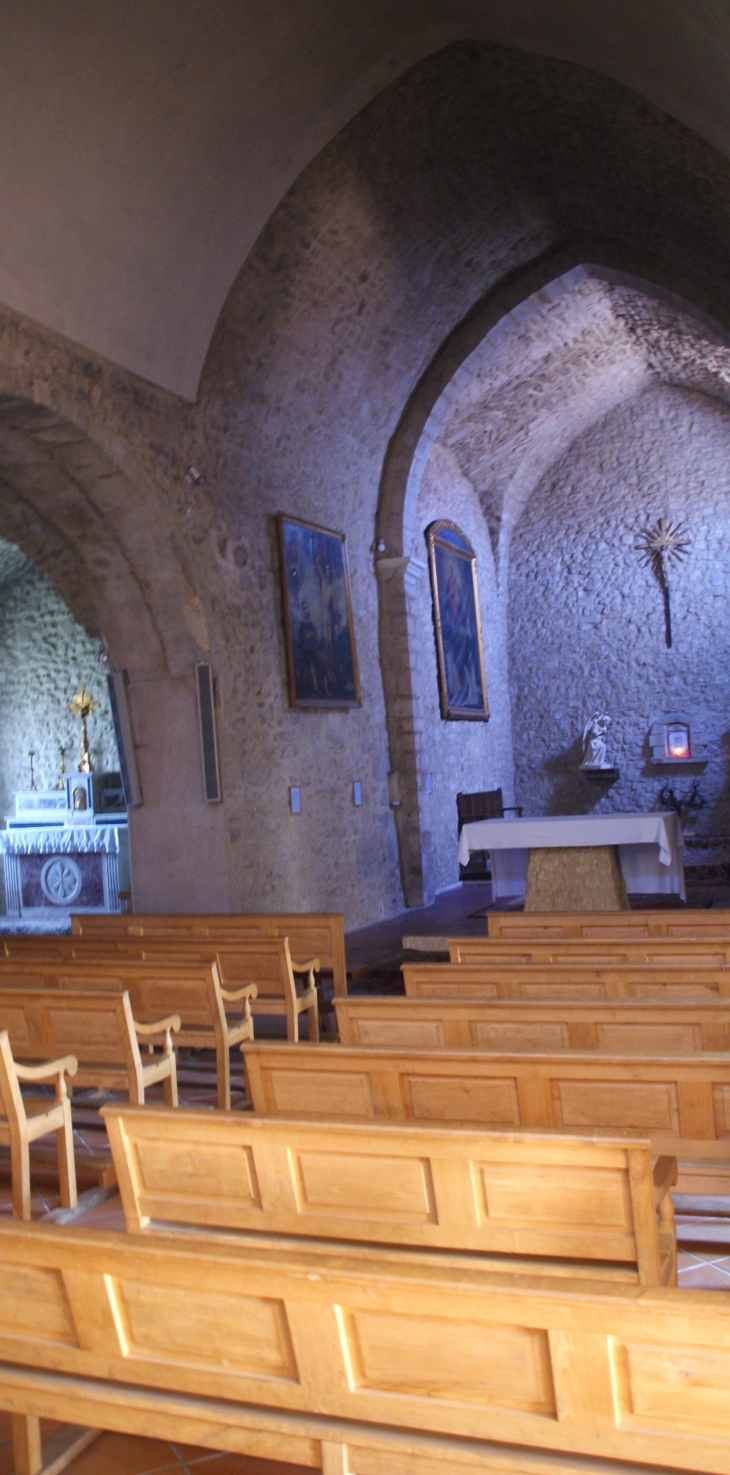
left=708, top=731, right=730, bottom=834
left=542, top=736, right=617, bottom=816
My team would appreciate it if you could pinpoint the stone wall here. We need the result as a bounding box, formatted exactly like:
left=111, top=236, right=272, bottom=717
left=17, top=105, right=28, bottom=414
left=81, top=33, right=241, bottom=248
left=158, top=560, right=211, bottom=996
left=509, top=383, right=730, bottom=831
left=0, top=539, right=118, bottom=818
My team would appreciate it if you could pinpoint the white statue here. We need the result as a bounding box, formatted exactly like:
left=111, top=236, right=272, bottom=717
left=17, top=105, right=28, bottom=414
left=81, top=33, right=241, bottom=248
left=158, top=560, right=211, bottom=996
left=581, top=711, right=613, bottom=769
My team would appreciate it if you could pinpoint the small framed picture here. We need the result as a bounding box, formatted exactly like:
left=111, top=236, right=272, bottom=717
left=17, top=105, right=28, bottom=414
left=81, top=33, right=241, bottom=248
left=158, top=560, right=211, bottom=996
left=426, top=520, right=489, bottom=721
left=278, top=514, right=362, bottom=708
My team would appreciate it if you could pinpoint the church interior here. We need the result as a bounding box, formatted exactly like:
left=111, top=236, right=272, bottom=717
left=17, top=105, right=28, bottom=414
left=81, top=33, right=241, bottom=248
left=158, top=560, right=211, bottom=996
left=3, top=6, right=730, bottom=1475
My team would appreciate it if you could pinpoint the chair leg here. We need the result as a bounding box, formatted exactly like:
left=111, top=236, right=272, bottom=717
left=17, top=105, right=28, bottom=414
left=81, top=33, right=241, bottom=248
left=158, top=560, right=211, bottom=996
left=11, top=1136, right=31, bottom=1220
left=11, top=1413, right=41, bottom=1475
left=217, top=1045, right=231, bottom=1111
left=56, top=1101, right=77, bottom=1210
left=163, top=1053, right=178, bottom=1108
left=308, top=996, right=320, bottom=1043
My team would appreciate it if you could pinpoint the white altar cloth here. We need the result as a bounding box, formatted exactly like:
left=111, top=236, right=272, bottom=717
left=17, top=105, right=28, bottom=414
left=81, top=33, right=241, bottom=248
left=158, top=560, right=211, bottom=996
left=458, top=811, right=685, bottom=902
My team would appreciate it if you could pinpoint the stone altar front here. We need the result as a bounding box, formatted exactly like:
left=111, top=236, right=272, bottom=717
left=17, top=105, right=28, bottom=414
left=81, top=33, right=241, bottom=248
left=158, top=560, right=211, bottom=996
left=0, top=824, right=127, bottom=919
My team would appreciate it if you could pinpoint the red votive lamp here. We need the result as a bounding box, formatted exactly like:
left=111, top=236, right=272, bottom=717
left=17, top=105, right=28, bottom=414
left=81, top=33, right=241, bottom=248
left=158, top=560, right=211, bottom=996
left=667, top=724, right=690, bottom=759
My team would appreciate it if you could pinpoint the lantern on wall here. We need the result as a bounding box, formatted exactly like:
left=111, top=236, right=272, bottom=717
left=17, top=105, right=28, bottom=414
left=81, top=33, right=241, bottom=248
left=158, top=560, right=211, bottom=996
left=648, top=715, right=707, bottom=768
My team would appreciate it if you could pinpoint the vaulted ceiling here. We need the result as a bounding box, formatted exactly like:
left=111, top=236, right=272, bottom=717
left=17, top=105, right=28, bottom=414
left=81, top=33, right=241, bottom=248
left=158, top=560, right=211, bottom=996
left=3, top=2, right=730, bottom=398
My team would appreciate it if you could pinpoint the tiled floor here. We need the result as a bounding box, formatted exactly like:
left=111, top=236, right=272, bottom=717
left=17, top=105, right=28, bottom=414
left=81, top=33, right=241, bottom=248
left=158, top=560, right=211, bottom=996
left=0, top=1415, right=309, bottom=1475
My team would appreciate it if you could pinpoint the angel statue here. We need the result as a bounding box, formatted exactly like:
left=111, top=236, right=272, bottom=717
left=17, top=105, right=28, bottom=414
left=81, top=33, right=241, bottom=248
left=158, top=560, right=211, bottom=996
left=581, top=711, right=613, bottom=770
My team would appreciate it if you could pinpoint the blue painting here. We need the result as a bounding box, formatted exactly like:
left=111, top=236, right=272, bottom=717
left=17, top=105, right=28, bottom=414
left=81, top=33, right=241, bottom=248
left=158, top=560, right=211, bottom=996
left=427, top=521, right=489, bottom=720
left=278, top=515, right=361, bottom=707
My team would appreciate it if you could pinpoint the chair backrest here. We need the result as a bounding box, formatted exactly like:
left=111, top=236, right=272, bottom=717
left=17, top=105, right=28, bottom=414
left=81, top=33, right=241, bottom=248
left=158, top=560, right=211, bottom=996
left=0, top=1031, right=26, bottom=1127
left=103, top=1102, right=666, bottom=1279
left=401, top=961, right=730, bottom=1000
left=0, top=957, right=223, bottom=1035
left=70, top=911, right=347, bottom=994
left=487, top=909, right=730, bottom=940
left=335, top=994, right=730, bottom=1052
left=456, top=788, right=503, bottom=833
left=0, top=988, right=139, bottom=1076
left=242, top=1040, right=730, bottom=1164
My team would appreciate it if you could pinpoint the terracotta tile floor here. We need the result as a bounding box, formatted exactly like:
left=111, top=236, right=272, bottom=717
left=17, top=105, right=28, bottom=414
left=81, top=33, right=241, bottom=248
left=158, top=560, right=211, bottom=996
left=0, top=1414, right=309, bottom=1474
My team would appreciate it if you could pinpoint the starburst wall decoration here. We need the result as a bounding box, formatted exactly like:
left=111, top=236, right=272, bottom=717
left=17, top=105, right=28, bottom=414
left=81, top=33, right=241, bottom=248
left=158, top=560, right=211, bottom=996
left=636, top=517, right=691, bottom=649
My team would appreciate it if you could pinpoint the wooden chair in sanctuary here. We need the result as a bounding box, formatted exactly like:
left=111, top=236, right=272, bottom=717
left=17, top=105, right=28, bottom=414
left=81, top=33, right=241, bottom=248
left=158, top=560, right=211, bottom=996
left=456, top=786, right=522, bottom=880
left=0, top=1031, right=77, bottom=1220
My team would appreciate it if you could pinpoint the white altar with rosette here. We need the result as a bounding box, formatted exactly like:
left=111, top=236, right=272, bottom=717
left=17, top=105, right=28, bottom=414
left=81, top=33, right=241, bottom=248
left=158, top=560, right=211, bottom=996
left=0, top=823, right=126, bottom=919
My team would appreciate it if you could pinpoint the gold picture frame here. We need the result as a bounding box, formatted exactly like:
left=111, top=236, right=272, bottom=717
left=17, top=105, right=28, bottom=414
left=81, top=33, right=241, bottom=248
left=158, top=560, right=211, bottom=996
left=278, top=514, right=362, bottom=708
left=426, top=519, right=489, bottom=721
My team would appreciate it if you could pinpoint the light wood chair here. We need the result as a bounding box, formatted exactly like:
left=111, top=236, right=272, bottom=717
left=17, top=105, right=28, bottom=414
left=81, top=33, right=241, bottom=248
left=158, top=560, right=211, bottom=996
left=0, top=1030, right=78, bottom=1220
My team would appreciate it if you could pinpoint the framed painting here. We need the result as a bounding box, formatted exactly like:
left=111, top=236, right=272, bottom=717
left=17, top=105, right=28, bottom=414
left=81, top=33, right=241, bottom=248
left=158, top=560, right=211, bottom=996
left=278, top=514, right=362, bottom=708
left=426, top=519, right=489, bottom=721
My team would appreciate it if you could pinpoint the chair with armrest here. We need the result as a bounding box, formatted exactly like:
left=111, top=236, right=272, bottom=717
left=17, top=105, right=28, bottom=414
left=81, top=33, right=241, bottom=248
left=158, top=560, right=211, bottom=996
left=0, top=1030, right=78, bottom=1219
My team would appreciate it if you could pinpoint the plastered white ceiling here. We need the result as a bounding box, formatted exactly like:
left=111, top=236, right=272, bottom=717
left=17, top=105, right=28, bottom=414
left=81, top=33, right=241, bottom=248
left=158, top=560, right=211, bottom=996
left=3, top=1, right=730, bottom=397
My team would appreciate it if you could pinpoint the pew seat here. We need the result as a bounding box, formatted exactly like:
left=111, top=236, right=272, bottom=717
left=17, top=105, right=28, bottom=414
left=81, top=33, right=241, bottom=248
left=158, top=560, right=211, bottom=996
left=1, top=1216, right=730, bottom=1474
left=0, top=957, right=254, bottom=1110
left=335, top=993, right=730, bottom=1052
left=104, top=1103, right=677, bottom=1284
left=403, top=959, right=730, bottom=999
left=0, top=990, right=179, bottom=1107
left=0, top=1031, right=77, bottom=1219
left=70, top=908, right=348, bottom=996
left=243, top=1040, right=730, bottom=1193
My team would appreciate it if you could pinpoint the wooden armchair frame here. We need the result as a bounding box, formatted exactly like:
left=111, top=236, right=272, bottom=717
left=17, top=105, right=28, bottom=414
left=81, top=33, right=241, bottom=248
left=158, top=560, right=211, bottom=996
left=0, top=1031, right=78, bottom=1220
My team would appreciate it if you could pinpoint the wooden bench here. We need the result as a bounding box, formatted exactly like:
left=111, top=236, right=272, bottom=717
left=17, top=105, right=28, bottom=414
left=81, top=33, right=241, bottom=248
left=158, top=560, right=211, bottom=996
left=70, top=909, right=348, bottom=996
left=487, top=907, right=730, bottom=939
left=1, top=934, right=318, bottom=1045
left=243, top=1040, right=730, bottom=1193
left=0, top=990, right=179, bottom=1107
left=449, top=935, right=730, bottom=964
left=104, top=1102, right=676, bottom=1284
left=1, top=1215, right=730, bottom=1474
left=335, top=993, right=730, bottom=1052
left=403, top=959, right=730, bottom=999
left=0, top=1031, right=77, bottom=1220
left=0, top=957, right=255, bottom=1111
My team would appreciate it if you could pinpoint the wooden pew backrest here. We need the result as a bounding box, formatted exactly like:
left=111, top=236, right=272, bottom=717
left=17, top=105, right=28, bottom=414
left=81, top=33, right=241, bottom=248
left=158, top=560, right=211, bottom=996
left=242, top=1041, right=730, bottom=1167
left=449, top=936, right=730, bottom=965
left=70, top=910, right=347, bottom=995
left=103, top=1103, right=674, bottom=1282
left=335, top=995, right=730, bottom=1053
left=487, top=908, right=730, bottom=940
left=403, top=960, right=730, bottom=1000
left=0, top=1216, right=728, bottom=1474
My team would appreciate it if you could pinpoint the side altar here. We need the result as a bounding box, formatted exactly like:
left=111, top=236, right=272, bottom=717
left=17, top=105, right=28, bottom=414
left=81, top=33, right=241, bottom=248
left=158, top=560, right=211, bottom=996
left=0, top=773, right=129, bottom=920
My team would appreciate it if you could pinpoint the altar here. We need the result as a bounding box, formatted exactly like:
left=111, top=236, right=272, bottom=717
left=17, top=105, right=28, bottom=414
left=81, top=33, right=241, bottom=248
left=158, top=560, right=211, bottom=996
left=0, top=775, right=129, bottom=921
left=457, top=811, right=686, bottom=910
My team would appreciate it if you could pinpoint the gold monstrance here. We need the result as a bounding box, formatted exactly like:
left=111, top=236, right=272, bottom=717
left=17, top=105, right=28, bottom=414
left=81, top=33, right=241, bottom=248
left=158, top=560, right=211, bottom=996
left=68, top=686, right=100, bottom=773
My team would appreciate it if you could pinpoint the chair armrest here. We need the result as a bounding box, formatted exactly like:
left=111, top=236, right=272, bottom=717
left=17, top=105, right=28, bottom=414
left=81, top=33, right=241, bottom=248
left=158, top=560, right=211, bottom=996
left=503, top=806, right=523, bottom=817
left=15, top=1055, right=78, bottom=1102
left=135, top=1015, right=181, bottom=1057
left=220, top=984, right=258, bottom=1002
left=653, top=1156, right=678, bottom=1219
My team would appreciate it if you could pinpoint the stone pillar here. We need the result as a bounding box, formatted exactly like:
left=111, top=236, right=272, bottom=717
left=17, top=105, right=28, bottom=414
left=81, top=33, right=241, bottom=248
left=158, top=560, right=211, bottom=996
left=376, top=555, right=434, bottom=907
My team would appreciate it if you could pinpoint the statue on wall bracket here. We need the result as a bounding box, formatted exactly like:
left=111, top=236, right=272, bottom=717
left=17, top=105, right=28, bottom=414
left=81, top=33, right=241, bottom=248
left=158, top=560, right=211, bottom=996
left=426, top=520, right=489, bottom=721
left=580, top=711, right=617, bottom=776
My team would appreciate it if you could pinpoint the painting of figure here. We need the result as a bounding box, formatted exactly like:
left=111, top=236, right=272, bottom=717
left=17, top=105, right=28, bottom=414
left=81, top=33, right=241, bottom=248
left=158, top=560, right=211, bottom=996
left=278, top=515, right=362, bottom=707
left=426, top=520, right=489, bottom=720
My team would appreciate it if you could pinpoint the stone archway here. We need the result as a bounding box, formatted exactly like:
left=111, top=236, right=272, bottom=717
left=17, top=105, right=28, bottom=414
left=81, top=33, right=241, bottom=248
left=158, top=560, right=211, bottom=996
left=0, top=394, right=232, bottom=911
left=376, top=246, right=730, bottom=905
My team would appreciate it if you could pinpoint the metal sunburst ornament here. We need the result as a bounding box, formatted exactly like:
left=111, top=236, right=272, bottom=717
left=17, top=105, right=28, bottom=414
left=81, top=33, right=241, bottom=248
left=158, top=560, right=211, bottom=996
left=636, top=517, right=691, bottom=649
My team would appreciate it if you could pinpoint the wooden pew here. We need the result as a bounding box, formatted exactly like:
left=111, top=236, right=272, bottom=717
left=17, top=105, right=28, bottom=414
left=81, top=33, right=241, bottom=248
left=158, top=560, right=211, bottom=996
left=70, top=909, right=348, bottom=996
left=242, top=1040, right=730, bottom=1193
left=449, top=935, right=730, bottom=965
left=0, top=990, right=179, bottom=1107
left=487, top=907, right=730, bottom=940
left=1, top=934, right=318, bottom=1044
left=403, top=960, right=730, bottom=999
left=104, top=1103, right=677, bottom=1285
left=0, top=957, right=254, bottom=1111
left=0, top=1031, right=77, bottom=1219
left=335, top=994, right=730, bottom=1052
left=1, top=1215, right=730, bottom=1474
